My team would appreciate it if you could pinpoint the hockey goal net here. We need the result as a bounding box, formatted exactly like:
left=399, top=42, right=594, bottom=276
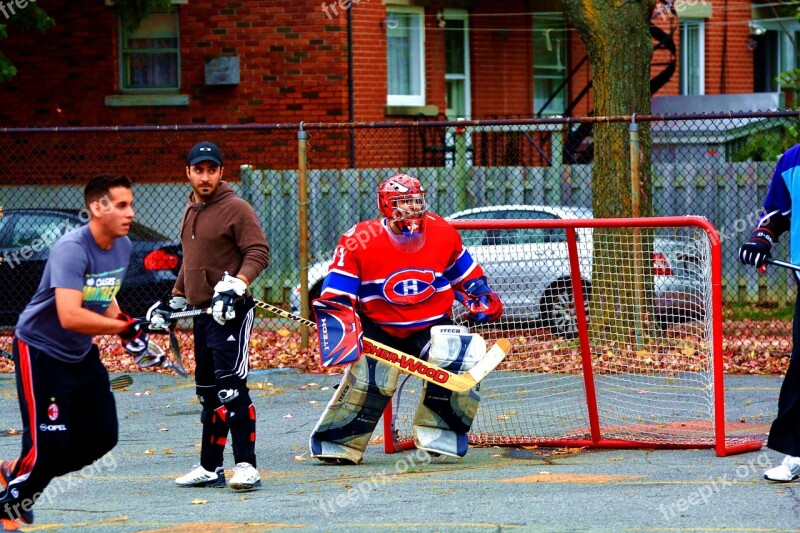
left=383, top=216, right=762, bottom=457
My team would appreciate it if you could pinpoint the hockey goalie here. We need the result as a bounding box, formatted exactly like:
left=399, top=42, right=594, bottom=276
left=309, top=173, right=503, bottom=464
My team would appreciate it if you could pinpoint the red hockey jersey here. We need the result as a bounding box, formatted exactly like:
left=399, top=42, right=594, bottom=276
left=320, top=213, right=484, bottom=338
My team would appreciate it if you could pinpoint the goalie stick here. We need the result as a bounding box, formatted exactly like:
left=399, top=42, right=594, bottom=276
left=252, top=299, right=511, bottom=393
left=0, top=348, right=133, bottom=391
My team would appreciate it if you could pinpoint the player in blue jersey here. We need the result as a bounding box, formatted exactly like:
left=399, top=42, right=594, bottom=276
left=0, top=175, right=148, bottom=529
left=740, top=143, right=800, bottom=482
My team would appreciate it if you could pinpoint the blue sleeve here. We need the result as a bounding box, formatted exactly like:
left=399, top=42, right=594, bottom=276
left=49, top=240, right=88, bottom=291
left=763, top=146, right=800, bottom=215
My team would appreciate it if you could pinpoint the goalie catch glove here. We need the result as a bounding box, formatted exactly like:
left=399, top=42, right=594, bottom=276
left=455, top=277, right=503, bottom=323
left=146, top=294, right=187, bottom=331
left=211, top=272, right=247, bottom=325
left=118, top=313, right=150, bottom=360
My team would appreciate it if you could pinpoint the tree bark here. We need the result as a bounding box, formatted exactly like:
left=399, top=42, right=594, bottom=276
left=563, top=0, right=656, bottom=345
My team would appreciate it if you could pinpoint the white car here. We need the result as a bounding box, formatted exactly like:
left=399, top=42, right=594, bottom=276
left=290, top=205, right=705, bottom=337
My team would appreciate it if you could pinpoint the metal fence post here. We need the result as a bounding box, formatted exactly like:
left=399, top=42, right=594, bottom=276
left=298, top=122, right=310, bottom=348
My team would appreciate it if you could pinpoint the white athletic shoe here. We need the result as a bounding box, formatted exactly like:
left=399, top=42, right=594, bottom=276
left=229, top=462, right=261, bottom=491
left=175, top=464, right=226, bottom=488
left=764, top=455, right=800, bottom=482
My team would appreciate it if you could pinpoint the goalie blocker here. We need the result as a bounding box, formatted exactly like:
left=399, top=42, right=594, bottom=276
left=312, top=296, right=362, bottom=367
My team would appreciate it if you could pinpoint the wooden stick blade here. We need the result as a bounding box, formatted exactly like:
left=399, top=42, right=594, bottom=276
left=168, top=330, right=189, bottom=377
left=466, top=338, right=510, bottom=384
left=110, top=374, right=133, bottom=391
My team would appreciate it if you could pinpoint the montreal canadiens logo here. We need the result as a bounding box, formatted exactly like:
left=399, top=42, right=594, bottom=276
left=383, top=269, right=436, bottom=305
left=47, top=402, right=59, bottom=421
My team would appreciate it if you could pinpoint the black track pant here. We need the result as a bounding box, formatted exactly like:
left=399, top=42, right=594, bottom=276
left=0, top=338, right=118, bottom=521
left=767, top=289, right=800, bottom=456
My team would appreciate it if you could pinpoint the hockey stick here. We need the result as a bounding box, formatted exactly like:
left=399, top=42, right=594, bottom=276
left=763, top=257, right=800, bottom=272
left=252, top=299, right=510, bottom=393
left=138, top=307, right=213, bottom=378
left=0, top=348, right=133, bottom=391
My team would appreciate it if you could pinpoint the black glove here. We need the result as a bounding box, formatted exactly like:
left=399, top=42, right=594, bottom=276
left=118, top=313, right=148, bottom=358
left=145, top=295, right=187, bottom=331
left=738, top=228, right=774, bottom=267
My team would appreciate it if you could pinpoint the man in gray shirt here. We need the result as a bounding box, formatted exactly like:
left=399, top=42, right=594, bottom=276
left=0, top=175, right=146, bottom=529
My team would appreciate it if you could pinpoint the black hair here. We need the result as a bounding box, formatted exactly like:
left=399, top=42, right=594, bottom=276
left=84, top=174, right=133, bottom=208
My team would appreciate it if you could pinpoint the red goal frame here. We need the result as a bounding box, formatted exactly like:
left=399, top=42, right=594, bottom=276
left=383, top=216, right=763, bottom=457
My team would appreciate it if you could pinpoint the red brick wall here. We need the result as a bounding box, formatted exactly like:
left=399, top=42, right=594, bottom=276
left=471, top=2, right=532, bottom=119
left=703, top=0, right=753, bottom=94
left=0, top=1, right=351, bottom=127
left=0, top=1, right=763, bottom=180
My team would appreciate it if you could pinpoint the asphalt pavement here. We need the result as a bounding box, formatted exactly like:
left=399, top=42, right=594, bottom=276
left=0, top=369, right=796, bottom=533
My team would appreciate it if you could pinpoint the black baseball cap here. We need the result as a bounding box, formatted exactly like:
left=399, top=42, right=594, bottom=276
left=187, top=141, right=223, bottom=166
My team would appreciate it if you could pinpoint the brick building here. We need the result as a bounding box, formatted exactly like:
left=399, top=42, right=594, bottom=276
left=0, top=0, right=786, bottom=175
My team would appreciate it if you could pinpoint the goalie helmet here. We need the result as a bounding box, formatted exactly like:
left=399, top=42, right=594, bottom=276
left=377, top=173, right=428, bottom=240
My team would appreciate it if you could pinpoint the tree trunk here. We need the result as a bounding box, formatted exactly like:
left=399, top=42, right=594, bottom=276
left=563, top=0, right=656, bottom=345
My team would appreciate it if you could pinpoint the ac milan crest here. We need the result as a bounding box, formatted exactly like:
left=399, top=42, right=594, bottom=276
left=47, top=401, right=59, bottom=421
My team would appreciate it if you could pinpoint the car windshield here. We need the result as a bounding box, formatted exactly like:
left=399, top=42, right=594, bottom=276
left=128, top=221, right=171, bottom=242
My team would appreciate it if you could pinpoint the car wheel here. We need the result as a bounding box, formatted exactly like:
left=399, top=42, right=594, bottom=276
left=541, top=280, right=590, bottom=339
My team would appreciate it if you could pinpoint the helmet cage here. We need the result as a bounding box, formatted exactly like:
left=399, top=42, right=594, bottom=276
left=388, top=193, right=427, bottom=236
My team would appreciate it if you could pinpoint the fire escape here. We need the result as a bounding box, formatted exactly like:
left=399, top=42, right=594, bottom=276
left=537, top=1, right=678, bottom=164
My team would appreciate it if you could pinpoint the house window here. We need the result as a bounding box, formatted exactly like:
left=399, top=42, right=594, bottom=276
left=679, top=19, right=704, bottom=95
left=533, top=13, right=567, bottom=116
left=120, top=10, right=179, bottom=91
left=386, top=6, right=425, bottom=106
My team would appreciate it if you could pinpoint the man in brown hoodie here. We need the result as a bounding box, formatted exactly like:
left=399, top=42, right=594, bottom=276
left=147, top=141, right=269, bottom=491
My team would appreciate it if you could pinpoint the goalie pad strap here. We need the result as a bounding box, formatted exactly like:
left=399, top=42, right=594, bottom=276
left=413, top=326, right=484, bottom=458
left=310, top=356, right=399, bottom=464
left=313, top=296, right=363, bottom=367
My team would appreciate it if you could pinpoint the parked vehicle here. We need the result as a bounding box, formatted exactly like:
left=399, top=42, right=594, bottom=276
left=290, top=205, right=706, bottom=337
left=0, top=209, right=182, bottom=326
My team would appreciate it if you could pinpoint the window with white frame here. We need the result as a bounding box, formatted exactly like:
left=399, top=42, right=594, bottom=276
left=679, top=19, right=704, bottom=95
left=386, top=6, right=425, bottom=106
left=120, top=10, right=180, bottom=91
left=533, top=13, right=567, bottom=116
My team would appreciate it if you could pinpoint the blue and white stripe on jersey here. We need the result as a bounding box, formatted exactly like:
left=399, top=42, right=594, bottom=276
left=321, top=270, right=359, bottom=300
left=444, top=249, right=480, bottom=286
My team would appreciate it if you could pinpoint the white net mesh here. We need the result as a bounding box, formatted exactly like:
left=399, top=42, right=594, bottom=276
left=386, top=218, right=759, bottom=453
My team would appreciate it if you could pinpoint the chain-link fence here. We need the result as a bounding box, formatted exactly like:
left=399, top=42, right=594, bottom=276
left=0, top=112, right=796, bottom=363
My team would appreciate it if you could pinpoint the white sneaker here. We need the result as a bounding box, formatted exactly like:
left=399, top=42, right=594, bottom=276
left=229, top=462, right=261, bottom=491
left=764, top=455, right=800, bottom=482
left=175, top=464, right=226, bottom=488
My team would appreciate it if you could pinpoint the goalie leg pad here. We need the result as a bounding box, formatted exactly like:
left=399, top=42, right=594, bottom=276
left=413, top=326, right=485, bottom=458
left=310, top=355, right=399, bottom=464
